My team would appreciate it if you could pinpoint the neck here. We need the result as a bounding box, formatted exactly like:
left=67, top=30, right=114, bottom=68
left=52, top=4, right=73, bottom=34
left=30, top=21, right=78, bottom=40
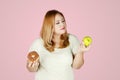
left=53, top=34, right=61, bottom=45
left=54, top=34, right=61, bottom=39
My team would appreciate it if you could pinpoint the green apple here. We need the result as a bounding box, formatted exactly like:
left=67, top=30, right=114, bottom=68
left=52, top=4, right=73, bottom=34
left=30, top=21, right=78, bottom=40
left=83, top=36, right=92, bottom=47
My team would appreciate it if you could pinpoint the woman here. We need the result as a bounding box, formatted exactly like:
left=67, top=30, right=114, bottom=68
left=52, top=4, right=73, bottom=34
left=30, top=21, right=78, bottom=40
left=26, top=10, right=90, bottom=80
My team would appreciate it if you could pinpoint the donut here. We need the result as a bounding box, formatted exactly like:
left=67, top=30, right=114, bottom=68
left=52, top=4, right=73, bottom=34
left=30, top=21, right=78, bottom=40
left=27, top=51, right=39, bottom=62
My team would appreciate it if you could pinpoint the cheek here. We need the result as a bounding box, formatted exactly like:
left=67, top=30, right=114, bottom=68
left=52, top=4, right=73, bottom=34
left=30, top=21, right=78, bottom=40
left=55, top=25, right=60, bottom=30
left=54, top=27, right=59, bottom=33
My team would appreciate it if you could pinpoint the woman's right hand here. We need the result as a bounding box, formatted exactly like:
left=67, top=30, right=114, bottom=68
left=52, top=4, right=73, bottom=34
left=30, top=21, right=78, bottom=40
left=26, top=59, right=40, bottom=72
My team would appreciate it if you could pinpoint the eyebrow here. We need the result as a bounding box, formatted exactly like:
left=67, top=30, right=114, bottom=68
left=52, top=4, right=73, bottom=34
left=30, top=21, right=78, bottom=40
left=55, top=18, right=65, bottom=22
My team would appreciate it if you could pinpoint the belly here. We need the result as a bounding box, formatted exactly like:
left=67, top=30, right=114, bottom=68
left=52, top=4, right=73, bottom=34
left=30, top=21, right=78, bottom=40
left=35, top=66, right=74, bottom=80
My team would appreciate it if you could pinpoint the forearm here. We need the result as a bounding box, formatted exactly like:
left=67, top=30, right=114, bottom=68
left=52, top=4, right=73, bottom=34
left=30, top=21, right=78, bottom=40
left=72, top=52, right=84, bottom=69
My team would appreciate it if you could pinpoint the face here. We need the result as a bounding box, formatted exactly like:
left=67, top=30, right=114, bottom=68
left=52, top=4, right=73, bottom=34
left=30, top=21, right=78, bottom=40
left=54, top=14, right=66, bottom=35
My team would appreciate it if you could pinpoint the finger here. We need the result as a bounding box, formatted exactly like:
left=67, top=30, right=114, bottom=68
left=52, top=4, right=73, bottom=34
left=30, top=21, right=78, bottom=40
left=36, top=62, right=40, bottom=66
left=35, top=58, right=40, bottom=62
left=28, top=61, right=33, bottom=67
left=81, top=41, right=85, bottom=47
left=32, top=62, right=35, bottom=68
left=32, top=61, right=39, bottom=67
left=86, top=45, right=91, bottom=49
left=35, top=61, right=40, bottom=67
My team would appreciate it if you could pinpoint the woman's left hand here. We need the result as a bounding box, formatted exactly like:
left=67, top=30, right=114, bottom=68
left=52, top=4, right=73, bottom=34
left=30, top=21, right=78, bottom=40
left=78, top=42, right=91, bottom=53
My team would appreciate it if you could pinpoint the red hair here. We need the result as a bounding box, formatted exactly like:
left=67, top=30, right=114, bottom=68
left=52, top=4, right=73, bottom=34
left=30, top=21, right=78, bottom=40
left=40, top=10, right=69, bottom=52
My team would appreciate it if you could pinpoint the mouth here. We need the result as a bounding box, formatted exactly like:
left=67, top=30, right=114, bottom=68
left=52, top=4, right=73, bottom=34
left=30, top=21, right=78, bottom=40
left=60, top=27, right=65, bottom=30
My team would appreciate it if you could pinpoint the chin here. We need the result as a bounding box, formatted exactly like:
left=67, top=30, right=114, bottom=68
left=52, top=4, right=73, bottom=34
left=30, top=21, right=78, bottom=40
left=60, top=31, right=66, bottom=34
left=56, top=30, right=66, bottom=35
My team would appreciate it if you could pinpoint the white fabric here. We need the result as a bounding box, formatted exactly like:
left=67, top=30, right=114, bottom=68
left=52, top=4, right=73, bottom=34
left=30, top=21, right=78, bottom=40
left=28, top=34, right=80, bottom=80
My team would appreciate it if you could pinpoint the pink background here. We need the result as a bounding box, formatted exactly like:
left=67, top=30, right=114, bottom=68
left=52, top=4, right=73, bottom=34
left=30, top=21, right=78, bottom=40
left=0, top=0, right=120, bottom=80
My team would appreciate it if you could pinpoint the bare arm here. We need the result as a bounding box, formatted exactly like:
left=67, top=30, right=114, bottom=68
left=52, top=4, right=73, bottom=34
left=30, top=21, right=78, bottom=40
left=72, top=52, right=84, bottom=69
left=72, top=42, right=90, bottom=69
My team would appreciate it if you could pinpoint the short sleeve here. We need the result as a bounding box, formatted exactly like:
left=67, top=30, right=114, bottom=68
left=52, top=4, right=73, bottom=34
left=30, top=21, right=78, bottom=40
left=28, top=38, right=44, bottom=54
left=69, top=34, right=80, bottom=55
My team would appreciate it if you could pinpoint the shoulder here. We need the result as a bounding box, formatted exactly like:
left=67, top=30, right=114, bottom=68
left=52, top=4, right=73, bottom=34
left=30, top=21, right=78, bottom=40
left=31, top=37, right=44, bottom=45
left=68, top=33, right=79, bottom=41
left=68, top=33, right=80, bottom=46
left=28, top=37, right=45, bottom=53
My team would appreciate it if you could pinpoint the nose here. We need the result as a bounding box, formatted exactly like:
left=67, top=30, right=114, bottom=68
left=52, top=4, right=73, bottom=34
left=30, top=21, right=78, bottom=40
left=59, top=21, right=65, bottom=27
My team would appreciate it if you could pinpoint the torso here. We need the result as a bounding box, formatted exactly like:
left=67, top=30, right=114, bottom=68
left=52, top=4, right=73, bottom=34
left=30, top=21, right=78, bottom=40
left=29, top=34, right=79, bottom=80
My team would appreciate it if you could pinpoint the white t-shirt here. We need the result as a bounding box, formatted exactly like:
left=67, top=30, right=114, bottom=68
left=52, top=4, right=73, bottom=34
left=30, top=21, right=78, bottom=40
left=28, top=34, right=80, bottom=80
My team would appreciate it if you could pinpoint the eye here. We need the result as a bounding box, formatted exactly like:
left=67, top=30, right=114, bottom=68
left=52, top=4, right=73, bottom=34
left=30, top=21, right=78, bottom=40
left=56, top=22, right=60, bottom=24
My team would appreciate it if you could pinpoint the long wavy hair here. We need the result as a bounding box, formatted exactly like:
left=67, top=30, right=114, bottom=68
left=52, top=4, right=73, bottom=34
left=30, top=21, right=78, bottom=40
left=40, top=10, right=69, bottom=52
